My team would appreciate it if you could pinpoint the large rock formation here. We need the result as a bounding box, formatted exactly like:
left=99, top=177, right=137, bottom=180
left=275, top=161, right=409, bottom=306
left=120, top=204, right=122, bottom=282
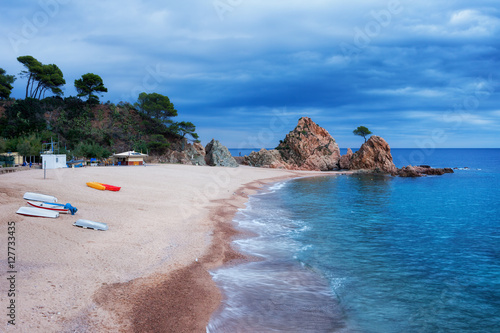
left=242, top=117, right=454, bottom=176
left=339, top=148, right=353, bottom=169
left=348, top=136, right=397, bottom=174
left=205, top=139, right=239, bottom=167
left=276, top=117, right=341, bottom=171
left=245, top=117, right=340, bottom=171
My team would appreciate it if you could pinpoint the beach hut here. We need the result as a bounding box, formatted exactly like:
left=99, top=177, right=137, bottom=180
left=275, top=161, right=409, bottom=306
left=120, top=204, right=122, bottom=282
left=112, top=151, right=148, bottom=166
left=41, top=154, right=67, bottom=169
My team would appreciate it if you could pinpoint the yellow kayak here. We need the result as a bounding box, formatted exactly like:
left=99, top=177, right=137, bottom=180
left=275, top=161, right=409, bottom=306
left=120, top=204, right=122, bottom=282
left=86, top=182, right=106, bottom=190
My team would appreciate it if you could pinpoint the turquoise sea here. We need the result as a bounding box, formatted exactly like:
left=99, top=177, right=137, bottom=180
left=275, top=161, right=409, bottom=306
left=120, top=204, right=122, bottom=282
left=208, top=149, right=500, bottom=332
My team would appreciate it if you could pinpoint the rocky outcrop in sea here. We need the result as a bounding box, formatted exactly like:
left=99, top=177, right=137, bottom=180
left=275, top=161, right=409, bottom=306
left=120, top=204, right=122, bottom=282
left=245, top=117, right=341, bottom=171
left=344, top=136, right=397, bottom=174
left=396, top=165, right=454, bottom=177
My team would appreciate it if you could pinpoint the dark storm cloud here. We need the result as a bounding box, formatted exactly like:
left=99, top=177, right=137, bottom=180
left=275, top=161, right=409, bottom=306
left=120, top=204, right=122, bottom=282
left=1, top=0, right=498, bottom=147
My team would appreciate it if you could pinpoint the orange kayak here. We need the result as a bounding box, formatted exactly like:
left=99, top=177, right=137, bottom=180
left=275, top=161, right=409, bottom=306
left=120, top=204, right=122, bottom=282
left=86, top=182, right=106, bottom=190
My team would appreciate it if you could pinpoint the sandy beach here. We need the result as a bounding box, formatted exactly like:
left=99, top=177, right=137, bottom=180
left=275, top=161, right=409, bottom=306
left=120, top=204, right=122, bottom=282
left=0, top=164, right=336, bottom=332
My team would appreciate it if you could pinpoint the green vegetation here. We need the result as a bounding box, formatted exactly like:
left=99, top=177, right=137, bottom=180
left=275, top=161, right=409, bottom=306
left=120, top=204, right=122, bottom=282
left=73, top=142, right=111, bottom=159
left=0, top=68, right=16, bottom=99
left=17, top=56, right=65, bottom=99
left=0, top=98, right=46, bottom=137
left=74, top=73, right=108, bottom=103
left=0, top=55, right=199, bottom=160
left=0, top=138, right=6, bottom=153
left=176, top=121, right=199, bottom=140
left=353, top=126, right=372, bottom=143
left=136, top=92, right=177, bottom=124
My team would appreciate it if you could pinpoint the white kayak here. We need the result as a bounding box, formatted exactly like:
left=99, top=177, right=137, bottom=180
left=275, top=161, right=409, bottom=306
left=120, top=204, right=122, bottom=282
left=23, top=192, right=58, bottom=203
left=16, top=206, right=59, bottom=218
left=73, top=219, right=108, bottom=231
left=27, top=201, right=70, bottom=214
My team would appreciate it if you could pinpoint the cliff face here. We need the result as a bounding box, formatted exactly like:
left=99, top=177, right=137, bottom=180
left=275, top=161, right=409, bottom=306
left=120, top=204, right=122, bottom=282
left=345, top=136, right=397, bottom=174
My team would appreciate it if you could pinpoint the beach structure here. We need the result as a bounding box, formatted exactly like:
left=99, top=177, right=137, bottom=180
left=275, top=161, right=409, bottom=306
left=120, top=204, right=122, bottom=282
left=39, top=138, right=66, bottom=169
left=112, top=151, right=148, bottom=166
left=41, top=153, right=67, bottom=169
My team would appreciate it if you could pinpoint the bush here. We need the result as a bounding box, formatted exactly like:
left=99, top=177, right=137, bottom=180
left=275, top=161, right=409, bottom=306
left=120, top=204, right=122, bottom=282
left=72, top=142, right=111, bottom=159
left=148, top=134, right=170, bottom=155
left=0, top=98, right=46, bottom=137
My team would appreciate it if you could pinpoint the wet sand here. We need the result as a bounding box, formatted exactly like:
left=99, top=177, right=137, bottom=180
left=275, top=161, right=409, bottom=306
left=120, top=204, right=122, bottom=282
left=0, top=164, right=337, bottom=332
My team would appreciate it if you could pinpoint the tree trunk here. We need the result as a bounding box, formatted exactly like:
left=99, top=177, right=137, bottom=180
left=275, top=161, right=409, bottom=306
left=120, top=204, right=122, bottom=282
left=25, top=73, right=32, bottom=98
left=33, top=81, right=42, bottom=99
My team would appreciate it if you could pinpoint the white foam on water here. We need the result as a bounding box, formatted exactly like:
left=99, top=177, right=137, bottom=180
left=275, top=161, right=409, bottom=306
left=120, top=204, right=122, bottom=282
left=207, top=182, right=347, bottom=332
left=267, top=180, right=288, bottom=192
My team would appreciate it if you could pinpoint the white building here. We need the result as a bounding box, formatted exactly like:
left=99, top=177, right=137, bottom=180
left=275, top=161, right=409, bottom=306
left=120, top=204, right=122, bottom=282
left=41, top=154, right=67, bottom=169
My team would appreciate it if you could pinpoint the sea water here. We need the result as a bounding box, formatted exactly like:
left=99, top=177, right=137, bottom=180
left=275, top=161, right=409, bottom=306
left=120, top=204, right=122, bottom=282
left=207, top=149, right=500, bottom=332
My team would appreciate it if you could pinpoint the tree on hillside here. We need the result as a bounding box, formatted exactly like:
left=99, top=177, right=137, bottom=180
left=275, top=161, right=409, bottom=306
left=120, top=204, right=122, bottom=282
left=176, top=121, right=199, bottom=140
left=38, top=64, right=66, bottom=98
left=136, top=92, right=178, bottom=123
left=147, top=134, right=170, bottom=154
left=74, top=73, right=108, bottom=103
left=17, top=56, right=65, bottom=99
left=0, top=68, right=16, bottom=99
left=17, top=55, right=42, bottom=98
left=353, top=126, right=372, bottom=143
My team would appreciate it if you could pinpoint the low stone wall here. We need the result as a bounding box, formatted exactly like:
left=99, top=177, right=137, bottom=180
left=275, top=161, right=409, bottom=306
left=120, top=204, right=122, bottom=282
left=0, top=166, right=31, bottom=175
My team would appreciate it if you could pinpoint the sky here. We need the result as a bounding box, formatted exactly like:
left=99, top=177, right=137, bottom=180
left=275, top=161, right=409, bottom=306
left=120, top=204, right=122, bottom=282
left=1, top=0, right=499, bottom=148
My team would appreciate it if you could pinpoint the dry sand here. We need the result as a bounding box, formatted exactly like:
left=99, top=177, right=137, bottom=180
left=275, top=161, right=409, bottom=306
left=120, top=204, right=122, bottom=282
left=0, top=164, right=339, bottom=332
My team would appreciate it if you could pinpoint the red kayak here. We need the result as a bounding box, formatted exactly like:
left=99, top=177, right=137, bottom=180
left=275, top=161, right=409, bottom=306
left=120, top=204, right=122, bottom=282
left=99, top=183, right=121, bottom=191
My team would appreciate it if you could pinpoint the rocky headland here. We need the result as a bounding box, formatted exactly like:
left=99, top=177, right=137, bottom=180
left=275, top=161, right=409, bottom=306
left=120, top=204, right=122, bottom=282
left=157, top=116, right=453, bottom=177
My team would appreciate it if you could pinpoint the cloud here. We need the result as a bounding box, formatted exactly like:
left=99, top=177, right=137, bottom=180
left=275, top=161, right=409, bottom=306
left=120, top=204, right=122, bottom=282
left=368, top=87, right=446, bottom=98
left=0, top=0, right=498, bottom=147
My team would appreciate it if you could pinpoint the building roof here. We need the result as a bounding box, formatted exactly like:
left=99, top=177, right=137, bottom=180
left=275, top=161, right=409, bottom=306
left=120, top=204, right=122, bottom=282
left=113, top=151, right=148, bottom=157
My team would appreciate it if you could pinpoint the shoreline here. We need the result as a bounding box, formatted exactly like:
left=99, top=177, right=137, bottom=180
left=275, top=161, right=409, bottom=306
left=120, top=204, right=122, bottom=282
left=91, top=172, right=325, bottom=332
left=0, top=164, right=341, bottom=332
